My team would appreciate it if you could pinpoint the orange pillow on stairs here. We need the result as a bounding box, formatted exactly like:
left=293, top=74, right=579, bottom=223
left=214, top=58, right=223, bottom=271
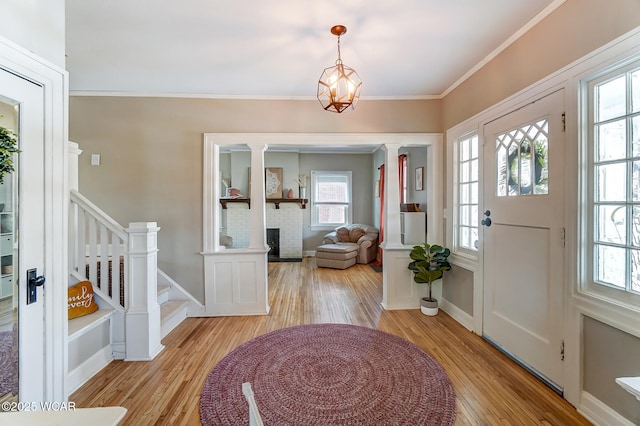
left=68, top=281, right=98, bottom=319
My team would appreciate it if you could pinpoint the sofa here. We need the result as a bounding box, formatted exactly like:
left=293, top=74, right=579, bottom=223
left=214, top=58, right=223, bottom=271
left=320, top=224, right=379, bottom=265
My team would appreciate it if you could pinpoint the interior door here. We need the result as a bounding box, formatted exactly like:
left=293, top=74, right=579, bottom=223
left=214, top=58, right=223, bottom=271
left=482, top=90, right=565, bottom=391
left=0, top=68, right=46, bottom=402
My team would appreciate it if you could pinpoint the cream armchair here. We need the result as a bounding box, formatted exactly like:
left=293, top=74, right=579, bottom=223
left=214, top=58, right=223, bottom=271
left=322, top=224, right=379, bottom=264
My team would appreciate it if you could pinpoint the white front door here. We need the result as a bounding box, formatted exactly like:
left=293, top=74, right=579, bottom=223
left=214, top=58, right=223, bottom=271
left=482, top=90, right=565, bottom=390
left=0, top=68, right=47, bottom=402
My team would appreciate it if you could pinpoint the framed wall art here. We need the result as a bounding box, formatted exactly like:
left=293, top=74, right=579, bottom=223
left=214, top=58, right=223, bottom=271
left=265, top=167, right=283, bottom=199
left=415, top=167, right=424, bottom=191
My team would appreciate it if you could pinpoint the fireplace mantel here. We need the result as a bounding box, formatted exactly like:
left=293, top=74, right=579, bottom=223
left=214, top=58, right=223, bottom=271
left=220, top=198, right=308, bottom=209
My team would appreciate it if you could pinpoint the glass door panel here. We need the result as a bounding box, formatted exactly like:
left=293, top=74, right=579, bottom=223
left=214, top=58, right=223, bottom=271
left=0, top=100, right=18, bottom=403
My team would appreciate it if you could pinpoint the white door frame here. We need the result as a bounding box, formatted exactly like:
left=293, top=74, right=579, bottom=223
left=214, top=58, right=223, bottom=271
left=0, top=36, right=68, bottom=401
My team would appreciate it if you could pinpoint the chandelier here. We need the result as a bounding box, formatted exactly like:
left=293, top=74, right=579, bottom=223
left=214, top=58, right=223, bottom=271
left=317, top=25, right=362, bottom=113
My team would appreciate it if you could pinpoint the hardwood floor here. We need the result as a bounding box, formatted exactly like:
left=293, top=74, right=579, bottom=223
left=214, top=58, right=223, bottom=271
left=71, top=258, right=591, bottom=425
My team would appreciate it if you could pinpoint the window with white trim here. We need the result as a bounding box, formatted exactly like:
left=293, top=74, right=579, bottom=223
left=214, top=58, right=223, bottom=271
left=588, top=61, right=640, bottom=301
left=456, top=133, right=479, bottom=253
left=310, top=171, right=352, bottom=229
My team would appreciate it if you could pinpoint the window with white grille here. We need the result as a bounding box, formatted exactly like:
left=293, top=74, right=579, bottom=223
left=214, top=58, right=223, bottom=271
left=310, top=171, right=352, bottom=229
left=588, top=62, right=640, bottom=300
left=457, top=133, right=479, bottom=252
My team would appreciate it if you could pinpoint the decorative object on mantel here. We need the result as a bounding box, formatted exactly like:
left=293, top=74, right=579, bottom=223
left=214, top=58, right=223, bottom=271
left=0, top=124, right=20, bottom=184
left=221, top=176, right=231, bottom=197
left=287, top=188, right=294, bottom=198
left=298, top=174, right=308, bottom=199
left=265, top=168, right=283, bottom=199
left=317, top=25, right=362, bottom=113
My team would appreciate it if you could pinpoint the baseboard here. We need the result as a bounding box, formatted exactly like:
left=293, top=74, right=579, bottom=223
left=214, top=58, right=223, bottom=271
left=112, top=340, right=126, bottom=360
left=579, top=391, right=635, bottom=426
left=66, top=345, right=113, bottom=395
left=381, top=302, right=420, bottom=310
left=439, top=298, right=474, bottom=331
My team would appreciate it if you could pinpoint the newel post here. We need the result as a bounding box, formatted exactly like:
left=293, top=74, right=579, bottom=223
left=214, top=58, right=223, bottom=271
left=125, top=222, right=164, bottom=361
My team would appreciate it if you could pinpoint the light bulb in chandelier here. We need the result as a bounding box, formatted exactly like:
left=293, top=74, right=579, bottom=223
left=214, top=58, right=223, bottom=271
left=317, top=25, right=362, bottom=113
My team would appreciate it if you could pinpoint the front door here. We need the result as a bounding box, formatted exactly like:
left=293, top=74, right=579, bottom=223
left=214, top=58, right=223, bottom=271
left=482, top=90, right=565, bottom=390
left=0, top=68, right=47, bottom=402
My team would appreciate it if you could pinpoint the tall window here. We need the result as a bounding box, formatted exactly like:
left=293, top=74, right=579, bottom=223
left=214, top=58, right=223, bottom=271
left=399, top=154, right=407, bottom=204
left=457, top=133, right=479, bottom=252
left=589, top=63, right=640, bottom=298
left=310, top=171, right=352, bottom=229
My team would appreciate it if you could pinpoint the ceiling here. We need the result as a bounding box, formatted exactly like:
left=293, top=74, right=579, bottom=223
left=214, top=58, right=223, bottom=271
left=65, top=0, right=561, bottom=100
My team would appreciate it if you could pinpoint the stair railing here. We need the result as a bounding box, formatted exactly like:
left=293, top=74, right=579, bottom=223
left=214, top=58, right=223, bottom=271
left=69, top=189, right=128, bottom=312
left=69, top=189, right=163, bottom=360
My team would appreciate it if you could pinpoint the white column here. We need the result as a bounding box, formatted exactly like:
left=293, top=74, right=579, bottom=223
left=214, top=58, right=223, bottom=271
left=248, top=143, right=268, bottom=250
left=382, top=144, right=403, bottom=248
left=203, top=140, right=218, bottom=252
left=67, top=141, right=82, bottom=191
left=124, top=222, right=164, bottom=361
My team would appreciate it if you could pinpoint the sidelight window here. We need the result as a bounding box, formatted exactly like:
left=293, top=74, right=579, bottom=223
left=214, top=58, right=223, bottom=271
left=457, top=133, right=479, bottom=252
left=589, top=63, right=640, bottom=297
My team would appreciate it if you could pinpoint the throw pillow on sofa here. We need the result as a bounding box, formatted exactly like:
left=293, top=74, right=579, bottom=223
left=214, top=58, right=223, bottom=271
left=68, top=281, right=98, bottom=319
left=349, top=228, right=366, bottom=242
left=336, top=227, right=351, bottom=242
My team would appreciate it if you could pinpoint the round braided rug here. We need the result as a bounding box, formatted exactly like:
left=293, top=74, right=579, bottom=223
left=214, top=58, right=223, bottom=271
left=199, top=324, right=456, bottom=425
left=0, top=330, right=18, bottom=396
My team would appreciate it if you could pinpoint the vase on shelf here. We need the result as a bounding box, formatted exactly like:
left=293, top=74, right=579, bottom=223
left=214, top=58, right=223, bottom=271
left=299, top=187, right=306, bottom=199
left=287, top=188, right=294, bottom=198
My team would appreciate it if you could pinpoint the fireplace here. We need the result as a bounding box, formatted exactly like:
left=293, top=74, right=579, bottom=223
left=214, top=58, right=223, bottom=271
left=266, top=227, right=301, bottom=262
left=224, top=203, right=303, bottom=260
left=267, top=228, right=280, bottom=261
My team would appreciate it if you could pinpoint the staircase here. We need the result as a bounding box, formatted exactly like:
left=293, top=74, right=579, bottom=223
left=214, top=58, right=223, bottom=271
left=66, top=189, right=202, bottom=394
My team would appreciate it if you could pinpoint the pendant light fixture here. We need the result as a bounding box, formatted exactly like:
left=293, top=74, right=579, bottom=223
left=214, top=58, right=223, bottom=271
left=317, top=25, right=362, bottom=113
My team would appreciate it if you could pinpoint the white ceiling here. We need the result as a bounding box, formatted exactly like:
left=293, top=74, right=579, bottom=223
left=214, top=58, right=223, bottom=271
left=65, top=0, right=561, bottom=100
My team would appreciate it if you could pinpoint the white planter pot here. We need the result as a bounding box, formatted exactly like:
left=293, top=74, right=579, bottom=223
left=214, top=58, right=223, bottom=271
left=420, top=298, right=439, bottom=316
left=420, top=305, right=439, bottom=316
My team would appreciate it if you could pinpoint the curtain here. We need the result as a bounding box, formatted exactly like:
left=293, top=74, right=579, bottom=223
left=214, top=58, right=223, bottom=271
left=377, top=164, right=385, bottom=265
left=398, top=154, right=407, bottom=204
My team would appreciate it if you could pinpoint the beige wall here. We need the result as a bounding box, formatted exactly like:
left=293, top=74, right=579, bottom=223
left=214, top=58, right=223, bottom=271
left=583, top=317, right=640, bottom=422
left=442, top=0, right=640, bottom=129
left=70, top=97, right=440, bottom=300
left=0, top=0, right=65, bottom=69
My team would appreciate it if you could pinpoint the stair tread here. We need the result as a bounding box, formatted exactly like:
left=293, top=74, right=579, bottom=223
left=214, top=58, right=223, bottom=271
left=160, top=300, right=188, bottom=323
left=68, top=308, right=114, bottom=340
left=157, top=284, right=170, bottom=295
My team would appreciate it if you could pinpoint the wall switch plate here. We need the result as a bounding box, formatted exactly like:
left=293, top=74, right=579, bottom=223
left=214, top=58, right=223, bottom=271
left=91, top=154, right=101, bottom=166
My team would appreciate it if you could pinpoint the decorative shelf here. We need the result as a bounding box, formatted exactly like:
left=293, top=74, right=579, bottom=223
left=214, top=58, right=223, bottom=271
left=219, top=198, right=308, bottom=209
left=219, top=198, right=250, bottom=209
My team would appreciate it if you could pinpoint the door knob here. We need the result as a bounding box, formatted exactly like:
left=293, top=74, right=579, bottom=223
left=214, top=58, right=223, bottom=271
left=27, top=268, right=45, bottom=305
left=481, top=217, right=492, bottom=227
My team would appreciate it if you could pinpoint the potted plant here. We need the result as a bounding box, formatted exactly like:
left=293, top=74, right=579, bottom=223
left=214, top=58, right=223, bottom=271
left=407, top=243, right=451, bottom=316
left=0, top=125, right=19, bottom=184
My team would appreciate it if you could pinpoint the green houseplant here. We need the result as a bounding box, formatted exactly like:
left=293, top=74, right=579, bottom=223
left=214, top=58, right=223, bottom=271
left=0, top=125, right=19, bottom=184
left=408, top=243, right=451, bottom=316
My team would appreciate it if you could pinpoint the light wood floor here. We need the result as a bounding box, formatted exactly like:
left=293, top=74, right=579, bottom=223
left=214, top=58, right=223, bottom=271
left=72, top=258, right=591, bottom=425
